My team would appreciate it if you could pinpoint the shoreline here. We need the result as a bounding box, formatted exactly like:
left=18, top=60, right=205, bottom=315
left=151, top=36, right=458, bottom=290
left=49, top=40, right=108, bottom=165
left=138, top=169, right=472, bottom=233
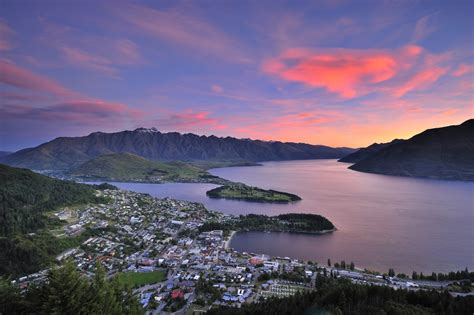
left=225, top=230, right=237, bottom=249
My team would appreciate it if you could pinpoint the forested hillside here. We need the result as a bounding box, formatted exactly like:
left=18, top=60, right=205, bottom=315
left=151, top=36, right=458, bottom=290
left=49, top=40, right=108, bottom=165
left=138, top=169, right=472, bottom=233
left=0, top=164, right=109, bottom=277
left=0, top=263, right=143, bottom=314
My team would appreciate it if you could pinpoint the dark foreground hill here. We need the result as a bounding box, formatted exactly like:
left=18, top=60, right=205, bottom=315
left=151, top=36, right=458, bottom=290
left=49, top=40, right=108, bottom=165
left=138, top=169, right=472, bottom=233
left=349, top=120, right=474, bottom=180
left=1, top=128, right=355, bottom=170
left=338, top=139, right=403, bottom=163
left=0, top=164, right=109, bottom=276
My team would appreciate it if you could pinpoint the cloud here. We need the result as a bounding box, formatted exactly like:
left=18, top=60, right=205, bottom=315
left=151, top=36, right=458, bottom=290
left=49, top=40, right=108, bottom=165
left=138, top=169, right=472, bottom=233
left=211, top=84, right=223, bottom=93
left=0, top=20, right=14, bottom=51
left=114, top=39, right=141, bottom=64
left=1, top=100, right=142, bottom=125
left=38, top=18, right=142, bottom=76
left=451, top=63, right=474, bottom=77
left=412, top=13, right=438, bottom=42
left=59, top=46, right=118, bottom=78
left=262, top=45, right=455, bottom=98
left=0, top=60, right=75, bottom=97
left=392, top=67, right=448, bottom=97
left=262, top=46, right=421, bottom=98
left=154, top=111, right=226, bottom=130
left=113, top=3, right=249, bottom=63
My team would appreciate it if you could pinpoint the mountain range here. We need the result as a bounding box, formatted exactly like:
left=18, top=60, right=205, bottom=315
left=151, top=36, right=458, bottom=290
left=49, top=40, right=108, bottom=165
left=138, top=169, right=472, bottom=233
left=347, top=119, right=474, bottom=181
left=1, top=128, right=355, bottom=171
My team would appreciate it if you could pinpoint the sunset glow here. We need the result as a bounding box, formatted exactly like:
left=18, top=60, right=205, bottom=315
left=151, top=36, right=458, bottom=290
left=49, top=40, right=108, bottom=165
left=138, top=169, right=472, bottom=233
left=1, top=0, right=472, bottom=150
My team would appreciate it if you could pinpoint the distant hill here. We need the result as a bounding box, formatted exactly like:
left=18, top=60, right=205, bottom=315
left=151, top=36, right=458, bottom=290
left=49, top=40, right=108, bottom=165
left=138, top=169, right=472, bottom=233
left=70, top=152, right=227, bottom=184
left=349, top=120, right=474, bottom=180
left=0, top=151, right=12, bottom=158
left=2, top=128, right=355, bottom=171
left=338, top=139, right=404, bottom=163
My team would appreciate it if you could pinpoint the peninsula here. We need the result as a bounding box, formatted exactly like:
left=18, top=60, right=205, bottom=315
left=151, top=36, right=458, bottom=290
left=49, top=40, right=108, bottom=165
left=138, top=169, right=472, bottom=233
left=200, top=213, right=335, bottom=235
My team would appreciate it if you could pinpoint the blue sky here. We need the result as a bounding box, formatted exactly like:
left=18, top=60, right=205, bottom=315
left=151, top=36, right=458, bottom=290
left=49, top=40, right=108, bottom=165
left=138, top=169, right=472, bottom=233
left=1, top=0, right=473, bottom=151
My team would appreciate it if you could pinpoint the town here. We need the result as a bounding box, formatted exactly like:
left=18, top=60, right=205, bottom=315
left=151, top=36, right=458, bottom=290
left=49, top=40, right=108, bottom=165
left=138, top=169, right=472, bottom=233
left=14, top=188, right=473, bottom=314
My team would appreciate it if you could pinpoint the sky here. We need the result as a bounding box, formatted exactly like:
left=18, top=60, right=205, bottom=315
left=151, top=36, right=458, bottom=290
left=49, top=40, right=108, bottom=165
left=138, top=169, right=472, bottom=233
left=0, top=0, right=473, bottom=151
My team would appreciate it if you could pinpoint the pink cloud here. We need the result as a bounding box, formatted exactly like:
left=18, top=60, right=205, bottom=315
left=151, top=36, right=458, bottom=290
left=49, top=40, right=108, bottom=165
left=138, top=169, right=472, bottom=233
left=411, top=13, right=438, bottom=42
left=154, top=111, right=226, bottom=130
left=38, top=18, right=142, bottom=76
left=114, top=39, right=141, bottom=64
left=452, top=63, right=474, bottom=77
left=113, top=3, right=249, bottom=63
left=59, top=46, right=118, bottom=77
left=211, top=84, right=223, bottom=93
left=0, top=60, right=75, bottom=97
left=2, top=100, right=143, bottom=125
left=262, top=45, right=455, bottom=99
left=262, top=47, right=420, bottom=98
left=0, top=20, right=14, bottom=51
left=392, top=67, right=448, bottom=97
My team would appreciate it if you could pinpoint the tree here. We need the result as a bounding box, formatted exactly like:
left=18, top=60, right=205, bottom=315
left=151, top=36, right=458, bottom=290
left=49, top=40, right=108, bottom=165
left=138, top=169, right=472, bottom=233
left=24, top=262, right=143, bottom=314
left=0, top=277, right=22, bottom=314
left=388, top=268, right=395, bottom=277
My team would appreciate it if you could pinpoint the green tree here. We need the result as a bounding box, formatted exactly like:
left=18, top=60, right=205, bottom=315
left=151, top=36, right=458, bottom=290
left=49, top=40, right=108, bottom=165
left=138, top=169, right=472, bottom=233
left=24, top=262, right=143, bottom=315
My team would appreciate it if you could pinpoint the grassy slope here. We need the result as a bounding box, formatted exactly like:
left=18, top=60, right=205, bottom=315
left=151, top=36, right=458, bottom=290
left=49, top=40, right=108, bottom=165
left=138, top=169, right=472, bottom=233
left=71, top=153, right=227, bottom=183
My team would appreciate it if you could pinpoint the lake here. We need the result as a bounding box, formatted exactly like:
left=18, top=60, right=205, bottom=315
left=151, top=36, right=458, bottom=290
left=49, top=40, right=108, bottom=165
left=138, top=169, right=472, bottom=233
left=107, top=159, right=474, bottom=274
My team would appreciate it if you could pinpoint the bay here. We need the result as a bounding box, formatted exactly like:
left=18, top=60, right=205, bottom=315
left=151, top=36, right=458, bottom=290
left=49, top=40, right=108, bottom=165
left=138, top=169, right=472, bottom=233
left=106, top=159, right=474, bottom=274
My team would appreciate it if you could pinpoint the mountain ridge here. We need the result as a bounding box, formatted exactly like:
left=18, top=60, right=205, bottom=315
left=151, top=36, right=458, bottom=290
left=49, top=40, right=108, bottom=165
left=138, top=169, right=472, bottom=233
left=2, top=128, right=356, bottom=170
left=338, top=139, right=404, bottom=163
left=349, top=119, right=474, bottom=180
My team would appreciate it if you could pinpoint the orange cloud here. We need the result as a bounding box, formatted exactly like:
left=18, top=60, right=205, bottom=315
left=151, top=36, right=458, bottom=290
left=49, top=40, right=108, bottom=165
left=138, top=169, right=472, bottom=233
left=262, top=46, right=422, bottom=98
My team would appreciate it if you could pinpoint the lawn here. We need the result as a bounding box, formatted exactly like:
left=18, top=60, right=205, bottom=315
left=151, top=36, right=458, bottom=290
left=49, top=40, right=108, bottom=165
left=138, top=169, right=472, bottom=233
left=115, top=270, right=166, bottom=287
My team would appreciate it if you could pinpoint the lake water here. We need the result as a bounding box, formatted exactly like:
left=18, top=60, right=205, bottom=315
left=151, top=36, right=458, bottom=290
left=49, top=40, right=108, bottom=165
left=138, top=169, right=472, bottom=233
left=107, top=159, right=474, bottom=274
